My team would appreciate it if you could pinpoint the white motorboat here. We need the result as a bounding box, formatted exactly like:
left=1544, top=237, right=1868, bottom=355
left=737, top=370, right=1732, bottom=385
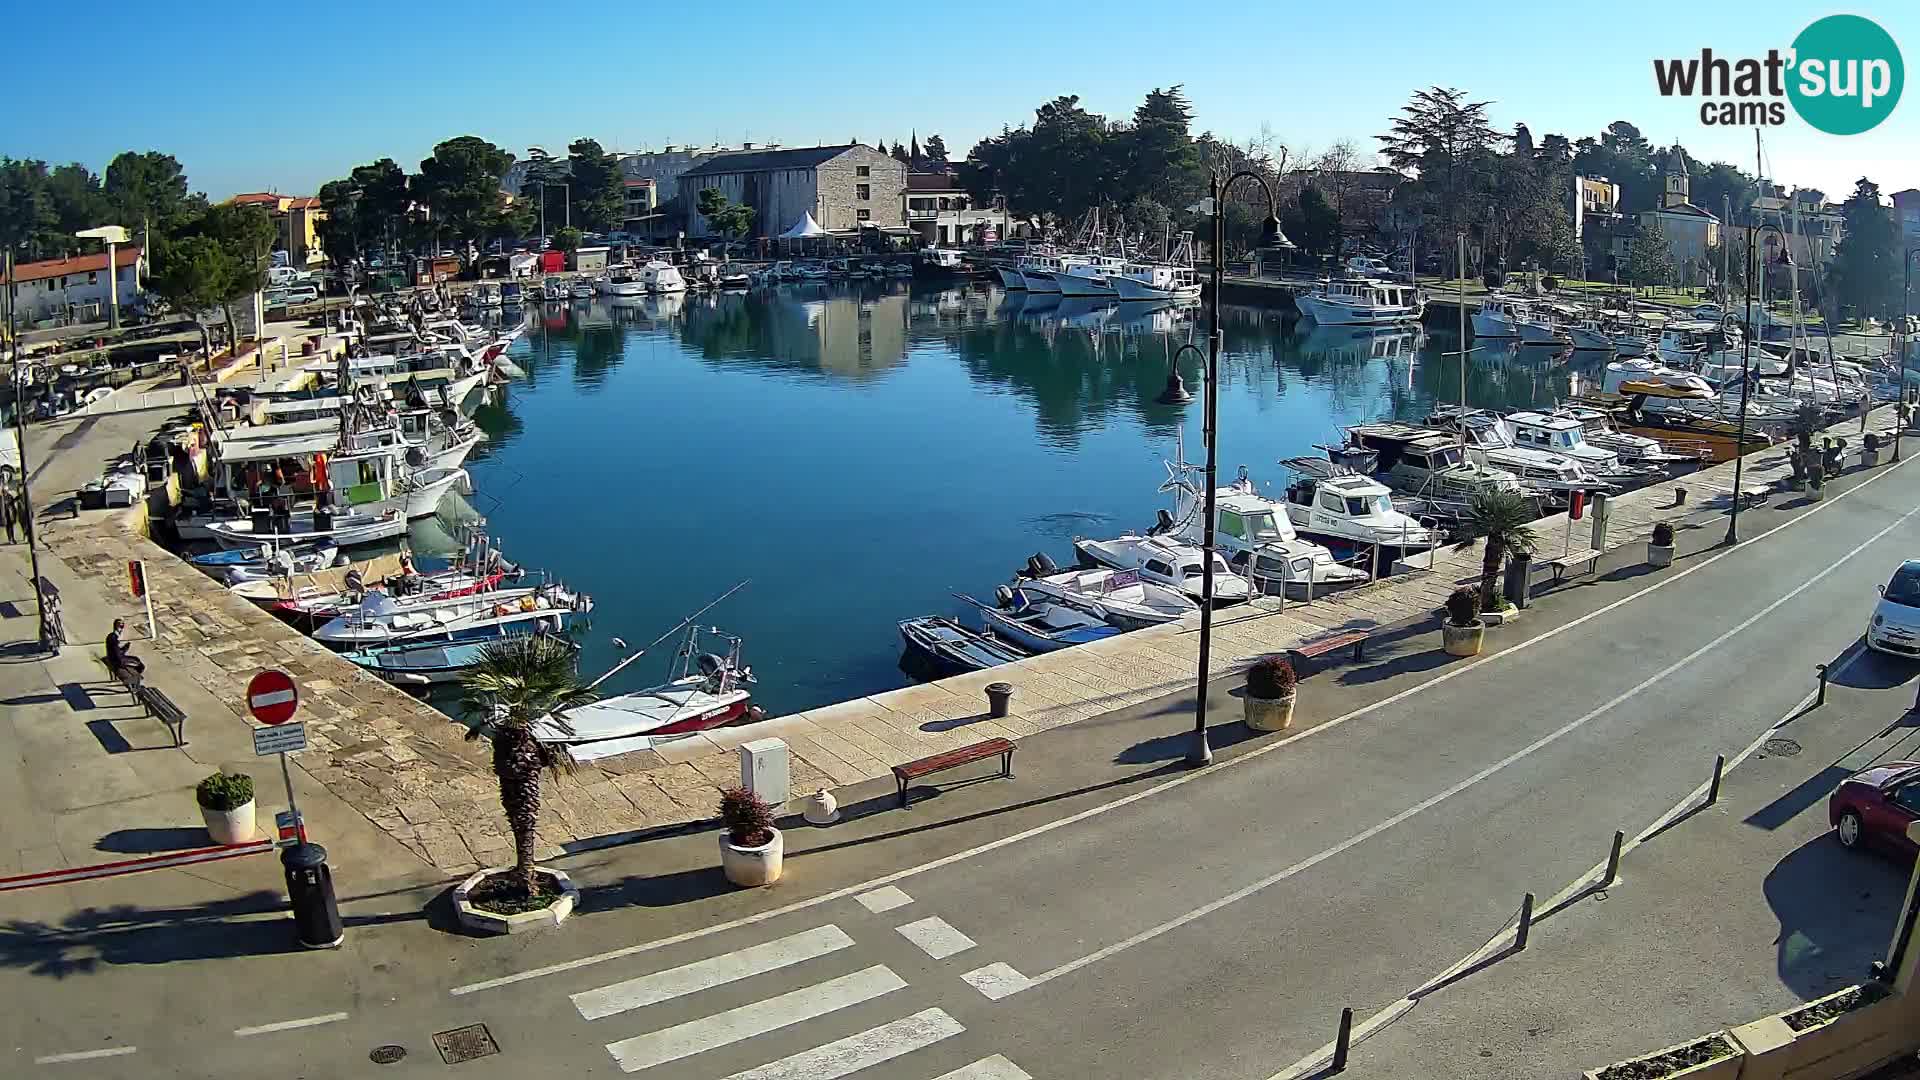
left=1548, top=406, right=1700, bottom=465
left=1657, top=319, right=1743, bottom=368
left=541, top=278, right=567, bottom=302
left=1471, top=295, right=1525, bottom=338
left=1432, top=411, right=1608, bottom=499
left=1603, top=358, right=1716, bottom=400
left=218, top=544, right=341, bottom=584
left=599, top=269, right=648, bottom=297
left=1055, top=254, right=1127, bottom=298
left=568, top=280, right=596, bottom=300
left=1278, top=457, right=1440, bottom=555
left=534, top=628, right=759, bottom=761
left=1157, top=448, right=1368, bottom=597
left=1013, top=553, right=1198, bottom=630
left=313, top=582, right=591, bottom=649
left=1505, top=410, right=1665, bottom=482
left=972, top=589, right=1123, bottom=652
left=1018, top=252, right=1091, bottom=293
left=1293, top=277, right=1425, bottom=325
left=1072, top=533, right=1253, bottom=605
left=206, top=506, right=407, bottom=549
left=1606, top=316, right=1654, bottom=357
left=1339, top=423, right=1537, bottom=517
left=1562, top=310, right=1616, bottom=352
left=641, top=259, right=688, bottom=294
left=1112, top=232, right=1202, bottom=302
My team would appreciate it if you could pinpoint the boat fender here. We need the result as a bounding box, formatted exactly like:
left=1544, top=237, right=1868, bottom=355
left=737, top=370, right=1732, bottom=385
left=746, top=705, right=767, bottom=724
left=994, top=584, right=1016, bottom=609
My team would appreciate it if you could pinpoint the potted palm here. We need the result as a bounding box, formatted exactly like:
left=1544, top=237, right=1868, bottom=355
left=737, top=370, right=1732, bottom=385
left=450, top=634, right=593, bottom=934
left=1455, top=488, right=1539, bottom=614
left=1242, top=655, right=1297, bottom=732
left=1442, top=587, right=1485, bottom=656
left=1647, top=521, right=1676, bottom=568
left=719, top=786, right=783, bottom=886
left=197, top=771, right=257, bottom=844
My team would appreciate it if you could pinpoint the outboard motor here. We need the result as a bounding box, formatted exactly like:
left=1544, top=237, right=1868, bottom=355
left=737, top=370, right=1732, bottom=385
left=994, top=584, right=1016, bottom=609
left=1025, top=552, right=1060, bottom=579
left=1149, top=509, right=1176, bottom=536
left=405, top=447, right=428, bottom=468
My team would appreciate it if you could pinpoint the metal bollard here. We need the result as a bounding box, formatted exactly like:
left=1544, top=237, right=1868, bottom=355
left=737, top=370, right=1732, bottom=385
left=1515, top=892, right=1535, bottom=951
left=1816, top=663, right=1829, bottom=707
left=1673, top=485, right=1687, bottom=507
left=1330, top=1007, right=1354, bottom=1073
left=1706, top=754, right=1726, bottom=807
left=1599, top=830, right=1625, bottom=889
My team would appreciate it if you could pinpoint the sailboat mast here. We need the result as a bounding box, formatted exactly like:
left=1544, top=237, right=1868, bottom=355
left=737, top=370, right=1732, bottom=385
left=1457, top=233, right=1468, bottom=434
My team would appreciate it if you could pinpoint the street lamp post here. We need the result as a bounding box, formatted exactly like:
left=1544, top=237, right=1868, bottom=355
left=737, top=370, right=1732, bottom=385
left=1900, top=248, right=1919, bottom=462
left=1728, top=219, right=1787, bottom=545
left=4, top=250, right=50, bottom=649
left=75, top=225, right=130, bottom=331
left=1157, top=171, right=1288, bottom=767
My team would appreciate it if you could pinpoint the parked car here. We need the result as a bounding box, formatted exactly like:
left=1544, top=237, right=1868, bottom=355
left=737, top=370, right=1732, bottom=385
left=1829, top=762, right=1920, bottom=855
left=1865, top=560, right=1920, bottom=657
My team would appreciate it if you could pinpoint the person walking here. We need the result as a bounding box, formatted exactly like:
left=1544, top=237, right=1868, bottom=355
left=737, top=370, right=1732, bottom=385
left=0, top=483, right=15, bottom=543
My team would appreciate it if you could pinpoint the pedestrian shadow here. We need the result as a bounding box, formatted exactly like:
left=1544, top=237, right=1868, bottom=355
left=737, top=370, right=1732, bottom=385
left=1763, top=834, right=1908, bottom=997
left=94, top=828, right=211, bottom=854
left=0, top=892, right=300, bottom=978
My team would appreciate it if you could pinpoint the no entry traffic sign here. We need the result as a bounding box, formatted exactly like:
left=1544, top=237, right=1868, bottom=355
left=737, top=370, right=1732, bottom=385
left=247, top=669, right=299, bottom=726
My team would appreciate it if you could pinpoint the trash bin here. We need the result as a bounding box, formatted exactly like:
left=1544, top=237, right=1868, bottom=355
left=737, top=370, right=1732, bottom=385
left=281, top=842, right=344, bottom=949
left=1504, top=553, right=1532, bottom=610
left=986, top=682, right=1015, bottom=719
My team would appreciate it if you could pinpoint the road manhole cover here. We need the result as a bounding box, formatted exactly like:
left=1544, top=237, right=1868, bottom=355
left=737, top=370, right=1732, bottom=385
left=434, top=1024, right=500, bottom=1064
left=369, top=1045, right=406, bottom=1065
left=1763, top=738, right=1803, bottom=757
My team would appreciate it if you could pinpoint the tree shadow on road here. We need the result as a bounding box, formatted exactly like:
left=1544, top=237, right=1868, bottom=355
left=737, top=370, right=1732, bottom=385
left=0, top=892, right=300, bottom=978
left=1762, top=834, right=1907, bottom=998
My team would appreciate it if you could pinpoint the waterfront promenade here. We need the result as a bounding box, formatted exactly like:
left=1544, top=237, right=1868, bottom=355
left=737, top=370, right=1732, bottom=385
left=9, top=390, right=1908, bottom=883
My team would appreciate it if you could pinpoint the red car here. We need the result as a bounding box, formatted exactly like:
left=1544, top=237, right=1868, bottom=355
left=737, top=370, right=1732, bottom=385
left=1829, top=762, right=1920, bottom=856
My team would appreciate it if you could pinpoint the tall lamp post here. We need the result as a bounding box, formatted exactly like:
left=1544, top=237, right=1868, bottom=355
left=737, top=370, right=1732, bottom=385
left=1728, top=219, right=1788, bottom=545
left=4, top=250, right=50, bottom=649
left=1157, top=171, right=1288, bottom=767
left=1898, top=248, right=1919, bottom=462
left=75, top=225, right=130, bottom=330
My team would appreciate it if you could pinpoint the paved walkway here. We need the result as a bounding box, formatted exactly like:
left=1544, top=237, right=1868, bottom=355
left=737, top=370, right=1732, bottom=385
left=10, top=402, right=1909, bottom=885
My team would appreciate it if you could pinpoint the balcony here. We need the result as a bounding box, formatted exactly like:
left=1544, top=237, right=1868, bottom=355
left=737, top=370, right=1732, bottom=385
left=907, top=209, right=939, bottom=221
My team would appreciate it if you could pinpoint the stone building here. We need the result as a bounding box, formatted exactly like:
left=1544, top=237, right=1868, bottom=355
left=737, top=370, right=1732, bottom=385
left=1636, top=146, right=1721, bottom=282
left=678, top=144, right=907, bottom=240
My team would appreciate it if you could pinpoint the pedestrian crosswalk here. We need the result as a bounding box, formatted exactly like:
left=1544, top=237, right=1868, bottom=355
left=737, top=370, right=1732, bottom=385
left=566, top=899, right=1034, bottom=1079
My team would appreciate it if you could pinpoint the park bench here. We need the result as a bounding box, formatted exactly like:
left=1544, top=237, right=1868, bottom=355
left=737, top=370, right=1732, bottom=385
left=133, top=685, right=187, bottom=748
left=893, top=737, right=1016, bottom=808
left=97, top=652, right=142, bottom=694
left=1546, top=547, right=1602, bottom=583
left=1286, top=630, right=1371, bottom=675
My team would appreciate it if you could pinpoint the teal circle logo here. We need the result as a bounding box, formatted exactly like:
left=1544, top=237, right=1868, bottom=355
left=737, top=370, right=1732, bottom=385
left=1788, top=15, right=1903, bottom=134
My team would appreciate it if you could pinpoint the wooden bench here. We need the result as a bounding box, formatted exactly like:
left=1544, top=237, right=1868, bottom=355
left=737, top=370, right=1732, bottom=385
left=893, top=738, right=1015, bottom=808
left=1287, top=631, right=1370, bottom=674
left=134, top=685, right=187, bottom=748
left=97, top=653, right=142, bottom=694
left=1546, top=547, right=1602, bottom=582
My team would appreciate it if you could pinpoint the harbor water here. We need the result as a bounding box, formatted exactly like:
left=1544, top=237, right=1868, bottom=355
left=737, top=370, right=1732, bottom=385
left=453, top=284, right=1585, bottom=716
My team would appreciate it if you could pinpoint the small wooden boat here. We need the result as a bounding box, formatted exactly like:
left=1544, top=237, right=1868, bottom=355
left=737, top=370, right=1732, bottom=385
left=898, top=616, right=1028, bottom=676
left=971, top=588, right=1122, bottom=653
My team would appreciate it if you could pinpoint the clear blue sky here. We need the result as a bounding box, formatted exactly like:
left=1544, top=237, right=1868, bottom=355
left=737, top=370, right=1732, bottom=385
left=5, top=0, right=1914, bottom=201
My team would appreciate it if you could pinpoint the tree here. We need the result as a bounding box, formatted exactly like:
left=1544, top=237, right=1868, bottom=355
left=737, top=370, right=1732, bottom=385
left=696, top=187, right=754, bottom=239
left=922, top=134, right=949, bottom=166
left=1690, top=161, right=1757, bottom=224
left=566, top=138, right=625, bottom=233
left=551, top=226, right=581, bottom=255
left=1829, top=178, right=1900, bottom=320
left=1294, top=185, right=1342, bottom=261
left=457, top=634, right=596, bottom=899
left=104, top=151, right=195, bottom=233
left=413, top=136, right=516, bottom=254
left=1628, top=216, right=1675, bottom=288
left=314, top=179, right=362, bottom=269
left=199, top=202, right=275, bottom=344
left=1455, top=488, right=1538, bottom=612
left=0, top=159, right=57, bottom=258
left=1511, top=123, right=1534, bottom=157
left=1113, top=85, right=1203, bottom=213
left=890, top=141, right=910, bottom=164
left=1377, top=87, right=1502, bottom=237
left=145, top=232, right=229, bottom=354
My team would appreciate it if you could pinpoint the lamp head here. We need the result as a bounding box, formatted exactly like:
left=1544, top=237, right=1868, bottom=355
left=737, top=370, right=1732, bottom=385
left=1259, top=213, right=1288, bottom=249
left=1157, top=368, right=1193, bottom=406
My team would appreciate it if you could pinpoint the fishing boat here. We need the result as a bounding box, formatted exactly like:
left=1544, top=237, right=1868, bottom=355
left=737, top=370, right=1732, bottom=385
left=568, top=280, right=596, bottom=300
left=344, top=635, right=579, bottom=687
left=1055, top=253, right=1128, bottom=299
left=1278, top=457, right=1441, bottom=558
left=1158, top=450, right=1369, bottom=596
left=718, top=271, right=751, bottom=290
left=190, top=540, right=336, bottom=569
left=1013, top=554, right=1198, bottom=630
left=217, top=545, right=342, bottom=584
left=1112, top=232, right=1203, bottom=302
left=599, top=269, right=647, bottom=297
left=1429, top=410, right=1609, bottom=501
left=1072, top=533, right=1253, bottom=606
left=970, top=588, right=1123, bottom=653
left=1561, top=309, right=1616, bottom=352
left=1293, top=277, right=1425, bottom=325
left=312, top=581, right=591, bottom=649
left=899, top=616, right=1029, bottom=676
left=1017, top=251, right=1091, bottom=293
left=541, top=278, right=567, bottom=302
left=533, top=627, right=759, bottom=761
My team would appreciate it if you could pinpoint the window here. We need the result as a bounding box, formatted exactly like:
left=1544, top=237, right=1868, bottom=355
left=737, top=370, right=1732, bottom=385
left=856, top=209, right=871, bottom=221
left=856, top=184, right=870, bottom=200
left=1319, top=492, right=1345, bottom=514
left=856, top=165, right=871, bottom=177
left=1218, top=511, right=1247, bottom=540
left=1244, top=511, right=1282, bottom=542
left=1145, top=559, right=1173, bottom=577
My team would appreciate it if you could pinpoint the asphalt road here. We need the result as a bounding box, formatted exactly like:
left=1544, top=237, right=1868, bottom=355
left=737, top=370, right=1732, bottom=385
left=7, top=451, right=1920, bottom=1079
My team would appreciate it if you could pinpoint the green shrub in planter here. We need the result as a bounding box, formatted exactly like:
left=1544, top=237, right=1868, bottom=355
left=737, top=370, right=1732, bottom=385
left=1246, top=655, right=1296, bottom=700
left=196, top=772, right=254, bottom=811
left=1651, top=522, right=1675, bottom=547
left=1446, top=586, right=1481, bottom=627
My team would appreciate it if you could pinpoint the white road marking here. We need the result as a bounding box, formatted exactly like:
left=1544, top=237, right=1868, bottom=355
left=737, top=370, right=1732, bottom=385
left=934, top=1055, right=1036, bottom=1080
left=854, top=885, right=913, bottom=913
left=1016, top=497, right=1920, bottom=995
left=573, top=925, right=854, bottom=1020
left=449, top=452, right=1913, bottom=998
left=233, top=1011, right=349, bottom=1037
left=895, top=915, right=976, bottom=959
left=604, top=964, right=905, bottom=1073
left=716, top=1007, right=963, bottom=1080
left=34, top=1047, right=137, bottom=1064
left=960, top=962, right=1033, bottom=1000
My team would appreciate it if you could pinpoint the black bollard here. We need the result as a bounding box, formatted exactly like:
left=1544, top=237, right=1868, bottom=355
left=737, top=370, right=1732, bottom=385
left=282, top=842, right=344, bottom=948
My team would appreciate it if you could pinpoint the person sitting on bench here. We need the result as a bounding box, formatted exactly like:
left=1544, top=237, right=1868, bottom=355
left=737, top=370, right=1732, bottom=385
left=106, top=618, right=145, bottom=677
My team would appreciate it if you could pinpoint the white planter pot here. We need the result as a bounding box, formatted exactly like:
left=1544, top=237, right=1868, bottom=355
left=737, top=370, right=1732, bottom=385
left=201, top=800, right=257, bottom=845
left=1442, top=621, right=1485, bottom=657
left=1243, top=692, right=1296, bottom=732
left=1808, top=486, right=1826, bottom=502
left=1647, top=543, right=1675, bottom=568
left=802, top=788, right=840, bottom=825
left=721, top=827, right=784, bottom=887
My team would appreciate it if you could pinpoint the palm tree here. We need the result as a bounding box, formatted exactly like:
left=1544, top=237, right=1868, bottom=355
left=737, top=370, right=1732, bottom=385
left=457, top=635, right=595, bottom=897
left=1455, top=488, right=1540, bottom=611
